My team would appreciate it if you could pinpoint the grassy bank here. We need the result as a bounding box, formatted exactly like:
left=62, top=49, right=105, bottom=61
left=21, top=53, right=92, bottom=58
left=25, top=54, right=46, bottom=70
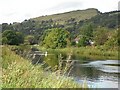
left=37, top=46, right=118, bottom=60
left=59, top=46, right=118, bottom=60
left=1, top=46, right=87, bottom=88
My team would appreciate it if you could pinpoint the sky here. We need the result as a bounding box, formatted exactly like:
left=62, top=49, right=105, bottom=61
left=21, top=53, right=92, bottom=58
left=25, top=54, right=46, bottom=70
left=0, top=0, right=119, bottom=24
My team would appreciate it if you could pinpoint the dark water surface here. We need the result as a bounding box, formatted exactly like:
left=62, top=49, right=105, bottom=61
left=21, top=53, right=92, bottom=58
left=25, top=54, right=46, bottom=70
left=70, top=60, right=119, bottom=88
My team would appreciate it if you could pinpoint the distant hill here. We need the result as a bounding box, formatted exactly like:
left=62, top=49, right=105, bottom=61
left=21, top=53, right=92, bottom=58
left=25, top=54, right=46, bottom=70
left=82, top=10, right=120, bottom=28
left=2, top=8, right=99, bottom=34
left=2, top=8, right=119, bottom=42
left=32, top=8, right=100, bottom=24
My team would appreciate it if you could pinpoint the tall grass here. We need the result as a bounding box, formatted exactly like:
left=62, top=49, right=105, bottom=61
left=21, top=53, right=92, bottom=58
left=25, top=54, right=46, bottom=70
left=52, top=46, right=118, bottom=60
left=2, top=46, right=87, bottom=88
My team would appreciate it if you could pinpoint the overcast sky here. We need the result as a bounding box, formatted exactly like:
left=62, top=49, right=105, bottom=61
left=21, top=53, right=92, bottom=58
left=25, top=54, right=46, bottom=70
left=0, top=0, right=119, bottom=24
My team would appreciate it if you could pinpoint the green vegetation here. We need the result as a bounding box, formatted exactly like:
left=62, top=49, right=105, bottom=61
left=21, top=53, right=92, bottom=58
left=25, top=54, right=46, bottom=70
left=2, top=30, right=24, bottom=45
left=86, top=11, right=119, bottom=28
left=1, top=9, right=119, bottom=48
left=24, top=35, right=37, bottom=45
left=0, top=9, right=100, bottom=40
left=78, top=24, right=94, bottom=46
left=2, top=9, right=119, bottom=39
left=2, top=46, right=88, bottom=88
left=1, top=9, right=118, bottom=60
left=37, top=46, right=118, bottom=60
left=33, top=8, right=99, bottom=24
left=1, top=8, right=119, bottom=88
left=42, top=28, right=70, bottom=49
left=58, top=46, right=118, bottom=60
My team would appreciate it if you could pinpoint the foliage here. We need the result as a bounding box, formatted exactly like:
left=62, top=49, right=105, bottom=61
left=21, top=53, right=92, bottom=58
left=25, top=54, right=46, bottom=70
left=105, top=30, right=118, bottom=47
left=42, top=28, right=70, bottom=49
left=2, top=46, right=85, bottom=88
left=93, top=27, right=109, bottom=45
left=80, top=24, right=93, bottom=39
left=1, top=9, right=99, bottom=42
left=16, top=32, right=24, bottom=44
left=78, top=36, right=88, bottom=47
left=2, top=37, right=8, bottom=44
left=1, top=9, right=119, bottom=48
left=24, top=35, right=37, bottom=45
left=85, top=11, right=119, bottom=28
left=51, top=46, right=118, bottom=60
left=2, top=30, right=24, bottom=45
left=77, top=24, right=94, bottom=46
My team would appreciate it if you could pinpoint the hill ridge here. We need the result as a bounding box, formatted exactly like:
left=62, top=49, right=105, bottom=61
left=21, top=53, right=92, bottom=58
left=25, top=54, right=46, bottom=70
left=31, top=8, right=99, bottom=24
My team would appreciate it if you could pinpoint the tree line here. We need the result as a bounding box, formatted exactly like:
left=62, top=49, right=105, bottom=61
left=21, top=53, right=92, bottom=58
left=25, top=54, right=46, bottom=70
left=1, top=25, right=118, bottom=49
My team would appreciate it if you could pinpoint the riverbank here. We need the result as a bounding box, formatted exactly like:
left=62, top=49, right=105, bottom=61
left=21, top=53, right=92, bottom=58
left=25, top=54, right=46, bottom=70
left=1, top=46, right=87, bottom=88
left=37, top=46, right=118, bottom=60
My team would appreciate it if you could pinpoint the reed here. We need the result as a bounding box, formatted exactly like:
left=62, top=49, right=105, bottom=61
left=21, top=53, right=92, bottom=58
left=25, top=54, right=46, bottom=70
left=53, top=46, right=118, bottom=60
left=2, top=46, right=88, bottom=88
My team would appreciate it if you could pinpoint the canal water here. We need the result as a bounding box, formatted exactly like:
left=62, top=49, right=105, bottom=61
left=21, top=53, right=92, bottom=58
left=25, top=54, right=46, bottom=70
left=69, top=60, right=119, bottom=88
left=29, top=49, right=119, bottom=88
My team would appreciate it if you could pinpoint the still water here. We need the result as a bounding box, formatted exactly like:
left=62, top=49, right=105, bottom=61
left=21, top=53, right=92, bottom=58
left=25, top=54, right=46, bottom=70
left=31, top=50, right=119, bottom=88
left=70, top=60, right=119, bottom=88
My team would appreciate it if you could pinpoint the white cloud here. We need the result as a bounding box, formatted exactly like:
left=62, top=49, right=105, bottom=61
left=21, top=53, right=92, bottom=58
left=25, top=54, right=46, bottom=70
left=81, top=0, right=118, bottom=12
left=0, top=0, right=119, bottom=24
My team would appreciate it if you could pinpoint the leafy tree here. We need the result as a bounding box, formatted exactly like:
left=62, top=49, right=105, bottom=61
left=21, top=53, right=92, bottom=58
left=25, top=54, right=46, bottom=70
left=105, top=29, right=118, bottom=47
left=16, top=32, right=24, bottom=44
left=2, top=30, right=24, bottom=45
left=78, top=36, right=88, bottom=47
left=25, top=35, right=36, bottom=45
left=78, top=24, right=94, bottom=46
left=93, top=27, right=109, bottom=45
left=2, top=37, right=8, bottom=44
left=80, top=24, right=93, bottom=39
left=42, top=28, right=70, bottom=49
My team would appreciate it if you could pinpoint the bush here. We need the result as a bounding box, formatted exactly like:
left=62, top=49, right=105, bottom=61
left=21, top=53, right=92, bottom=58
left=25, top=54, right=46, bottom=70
left=2, top=30, right=24, bottom=45
left=24, top=35, right=37, bottom=45
left=42, top=28, right=70, bottom=49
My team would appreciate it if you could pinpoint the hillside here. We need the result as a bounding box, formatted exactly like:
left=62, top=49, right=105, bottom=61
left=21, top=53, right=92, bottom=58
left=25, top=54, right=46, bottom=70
left=2, top=8, right=99, bottom=35
left=81, top=10, right=120, bottom=28
left=32, top=8, right=99, bottom=24
left=1, top=8, right=119, bottom=44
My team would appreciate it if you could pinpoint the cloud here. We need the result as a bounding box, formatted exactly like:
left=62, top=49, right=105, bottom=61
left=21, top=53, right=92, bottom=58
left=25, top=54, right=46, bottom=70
left=118, top=1, right=120, bottom=10
left=0, top=0, right=119, bottom=24
left=45, top=1, right=83, bottom=14
left=3, top=12, right=16, bottom=17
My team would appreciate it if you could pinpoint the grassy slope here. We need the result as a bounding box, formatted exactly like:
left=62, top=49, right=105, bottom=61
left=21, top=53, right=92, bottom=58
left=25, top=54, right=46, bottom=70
left=32, top=8, right=99, bottom=24
left=2, top=46, right=87, bottom=88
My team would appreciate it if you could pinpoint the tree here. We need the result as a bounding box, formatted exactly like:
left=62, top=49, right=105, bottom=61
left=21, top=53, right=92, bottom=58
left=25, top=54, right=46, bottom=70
left=25, top=35, right=36, bottom=45
left=105, top=29, right=118, bottom=47
left=93, top=27, right=109, bottom=45
left=2, top=37, right=8, bottom=44
left=16, top=32, right=24, bottom=44
left=2, top=30, right=24, bottom=45
left=78, top=24, right=94, bottom=46
left=42, top=28, right=70, bottom=49
left=80, top=24, right=93, bottom=39
left=78, top=36, right=88, bottom=47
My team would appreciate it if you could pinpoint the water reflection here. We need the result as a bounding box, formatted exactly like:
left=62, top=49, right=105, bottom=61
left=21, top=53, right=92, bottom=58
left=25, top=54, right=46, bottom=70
left=29, top=49, right=119, bottom=88
left=71, top=63, right=119, bottom=88
left=82, top=60, right=120, bottom=73
left=42, top=51, right=119, bottom=88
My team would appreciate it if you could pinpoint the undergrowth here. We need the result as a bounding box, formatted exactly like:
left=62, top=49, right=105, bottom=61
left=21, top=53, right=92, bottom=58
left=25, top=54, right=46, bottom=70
left=1, top=46, right=88, bottom=88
